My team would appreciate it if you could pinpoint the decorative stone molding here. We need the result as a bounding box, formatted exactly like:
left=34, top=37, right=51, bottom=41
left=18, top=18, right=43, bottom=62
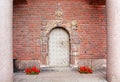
left=41, top=20, right=47, bottom=27
left=55, top=3, right=63, bottom=20
left=71, top=20, right=78, bottom=30
left=40, top=3, right=80, bottom=67
left=40, top=20, right=80, bottom=67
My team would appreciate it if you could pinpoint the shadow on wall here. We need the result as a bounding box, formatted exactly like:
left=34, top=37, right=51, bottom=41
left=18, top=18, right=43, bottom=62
left=13, top=58, right=18, bottom=72
left=13, top=0, right=27, bottom=5
left=89, top=0, right=106, bottom=5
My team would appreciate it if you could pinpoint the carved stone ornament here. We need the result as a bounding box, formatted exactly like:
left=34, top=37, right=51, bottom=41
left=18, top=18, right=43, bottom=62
left=40, top=3, right=79, bottom=67
left=71, top=20, right=78, bottom=29
left=41, top=20, right=47, bottom=26
left=71, top=20, right=77, bottom=26
left=55, top=3, right=63, bottom=20
left=56, top=20, right=63, bottom=26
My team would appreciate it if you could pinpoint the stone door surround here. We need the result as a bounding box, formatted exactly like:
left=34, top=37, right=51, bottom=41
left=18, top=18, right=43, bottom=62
left=40, top=3, right=80, bottom=67
left=40, top=20, right=80, bottom=67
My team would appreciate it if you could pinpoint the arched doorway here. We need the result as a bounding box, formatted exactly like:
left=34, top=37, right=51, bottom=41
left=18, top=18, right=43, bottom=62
left=49, top=28, right=70, bottom=67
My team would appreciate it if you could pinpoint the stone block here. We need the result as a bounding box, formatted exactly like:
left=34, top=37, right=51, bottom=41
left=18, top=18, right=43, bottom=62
left=78, top=59, right=106, bottom=71
left=78, top=59, right=92, bottom=68
left=92, top=59, right=106, bottom=71
left=15, top=60, right=40, bottom=71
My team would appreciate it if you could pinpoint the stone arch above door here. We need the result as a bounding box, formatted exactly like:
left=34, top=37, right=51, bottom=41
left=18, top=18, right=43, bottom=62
left=40, top=20, right=80, bottom=67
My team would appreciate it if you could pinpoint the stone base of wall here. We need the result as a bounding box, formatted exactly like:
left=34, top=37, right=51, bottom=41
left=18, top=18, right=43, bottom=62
left=78, top=59, right=106, bottom=71
left=15, top=59, right=106, bottom=71
left=15, top=60, right=40, bottom=71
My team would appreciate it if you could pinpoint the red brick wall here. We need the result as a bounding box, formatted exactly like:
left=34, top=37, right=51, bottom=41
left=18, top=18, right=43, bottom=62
left=13, top=0, right=107, bottom=60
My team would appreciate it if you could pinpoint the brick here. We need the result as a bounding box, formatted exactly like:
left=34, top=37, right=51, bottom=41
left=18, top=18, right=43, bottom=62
left=13, top=0, right=107, bottom=63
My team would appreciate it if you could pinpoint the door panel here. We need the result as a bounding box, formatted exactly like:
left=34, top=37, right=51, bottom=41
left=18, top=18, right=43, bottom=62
left=49, top=28, right=69, bottom=67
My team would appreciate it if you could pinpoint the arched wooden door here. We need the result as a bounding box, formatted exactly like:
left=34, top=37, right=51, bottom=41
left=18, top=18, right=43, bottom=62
left=49, top=28, right=70, bottom=67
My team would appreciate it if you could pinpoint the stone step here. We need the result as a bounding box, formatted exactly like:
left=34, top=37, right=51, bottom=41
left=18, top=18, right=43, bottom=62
left=41, top=67, right=77, bottom=72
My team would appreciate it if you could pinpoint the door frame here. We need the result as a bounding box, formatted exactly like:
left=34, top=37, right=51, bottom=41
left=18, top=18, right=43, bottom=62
left=40, top=20, right=80, bottom=68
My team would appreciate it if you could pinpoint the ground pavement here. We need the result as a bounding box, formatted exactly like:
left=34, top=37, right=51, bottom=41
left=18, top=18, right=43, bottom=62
left=14, top=67, right=107, bottom=82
